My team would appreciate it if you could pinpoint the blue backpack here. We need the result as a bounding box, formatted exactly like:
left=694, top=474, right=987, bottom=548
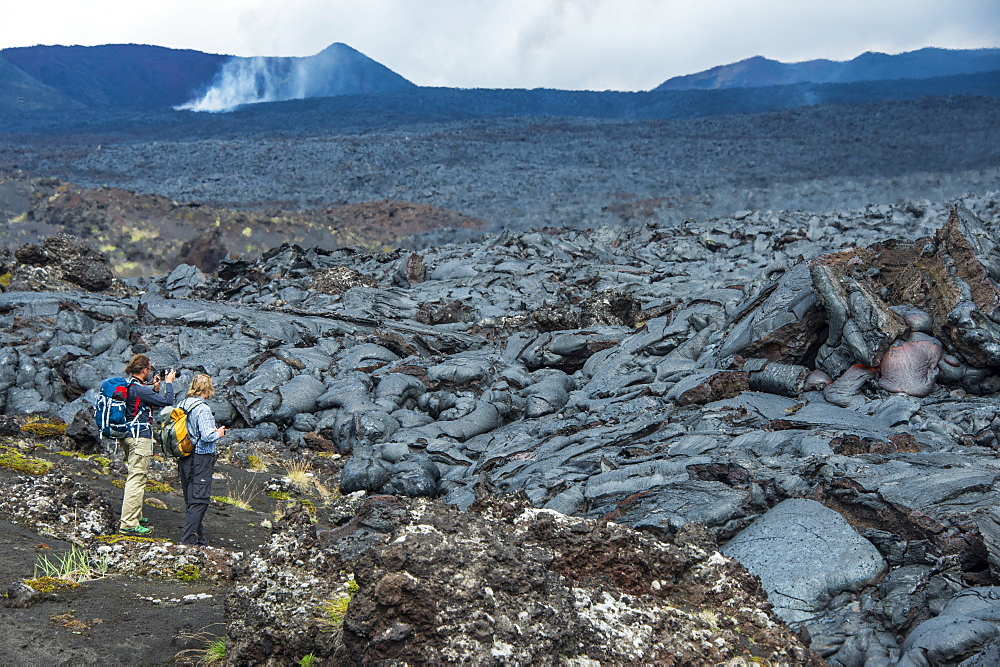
left=94, top=377, right=142, bottom=438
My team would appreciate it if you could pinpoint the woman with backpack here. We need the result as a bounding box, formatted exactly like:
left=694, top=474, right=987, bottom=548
left=176, top=373, right=226, bottom=546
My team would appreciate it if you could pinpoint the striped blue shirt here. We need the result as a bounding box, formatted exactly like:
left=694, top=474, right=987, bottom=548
left=178, top=397, right=220, bottom=455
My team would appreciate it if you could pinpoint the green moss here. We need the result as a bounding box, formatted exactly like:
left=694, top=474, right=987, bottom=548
left=0, top=445, right=54, bottom=475
left=347, top=577, right=359, bottom=595
left=24, top=576, right=79, bottom=593
left=95, top=534, right=157, bottom=545
left=111, top=478, right=172, bottom=492
left=267, top=490, right=291, bottom=500
left=55, top=452, right=114, bottom=473
left=20, top=418, right=68, bottom=437
left=176, top=564, right=200, bottom=581
left=247, top=455, right=265, bottom=470
left=300, top=499, right=316, bottom=513
left=0, top=272, right=11, bottom=287
left=145, top=480, right=173, bottom=493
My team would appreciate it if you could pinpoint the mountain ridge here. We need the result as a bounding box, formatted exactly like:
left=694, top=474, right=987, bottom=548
left=0, top=43, right=228, bottom=109
left=0, top=43, right=996, bottom=120
left=655, top=46, right=1000, bottom=90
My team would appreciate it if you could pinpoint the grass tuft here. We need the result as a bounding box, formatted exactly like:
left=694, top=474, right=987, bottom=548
left=320, top=594, right=351, bottom=628
left=211, top=480, right=260, bottom=511
left=318, top=576, right=358, bottom=632
left=283, top=459, right=315, bottom=493
left=205, top=637, right=226, bottom=662
left=34, top=545, right=109, bottom=584
left=174, top=626, right=227, bottom=665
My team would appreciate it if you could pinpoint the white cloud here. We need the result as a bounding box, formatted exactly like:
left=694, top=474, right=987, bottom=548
left=1, top=0, right=997, bottom=90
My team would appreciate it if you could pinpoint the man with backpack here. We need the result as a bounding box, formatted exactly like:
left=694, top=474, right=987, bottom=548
left=118, top=354, right=176, bottom=536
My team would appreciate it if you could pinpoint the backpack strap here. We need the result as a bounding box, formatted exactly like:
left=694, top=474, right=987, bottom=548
left=180, top=397, right=208, bottom=445
left=124, top=377, right=147, bottom=437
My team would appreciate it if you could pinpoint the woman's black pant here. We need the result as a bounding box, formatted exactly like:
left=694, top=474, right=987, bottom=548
left=178, top=453, right=215, bottom=546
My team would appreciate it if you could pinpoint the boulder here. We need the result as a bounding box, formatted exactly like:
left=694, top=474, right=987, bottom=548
left=723, top=498, right=887, bottom=623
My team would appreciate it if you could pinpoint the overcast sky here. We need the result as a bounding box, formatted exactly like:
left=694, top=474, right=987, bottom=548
left=2, top=0, right=997, bottom=90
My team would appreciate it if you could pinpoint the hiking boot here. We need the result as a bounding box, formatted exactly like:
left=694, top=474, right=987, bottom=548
left=119, top=525, right=153, bottom=536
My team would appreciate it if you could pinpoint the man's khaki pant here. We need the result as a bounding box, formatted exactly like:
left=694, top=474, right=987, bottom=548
left=120, top=436, right=153, bottom=530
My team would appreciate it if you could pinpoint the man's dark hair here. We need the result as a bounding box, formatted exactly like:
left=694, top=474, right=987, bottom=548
left=124, top=354, right=152, bottom=376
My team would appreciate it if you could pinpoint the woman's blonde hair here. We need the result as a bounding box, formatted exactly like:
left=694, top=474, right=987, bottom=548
left=187, top=373, right=215, bottom=398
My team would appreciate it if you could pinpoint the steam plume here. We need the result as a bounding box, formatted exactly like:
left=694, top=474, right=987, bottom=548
left=177, top=44, right=414, bottom=113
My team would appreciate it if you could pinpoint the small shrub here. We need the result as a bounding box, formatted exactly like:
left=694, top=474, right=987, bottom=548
left=247, top=455, right=266, bottom=470
left=176, top=564, right=200, bottom=581
left=299, top=654, right=317, bottom=667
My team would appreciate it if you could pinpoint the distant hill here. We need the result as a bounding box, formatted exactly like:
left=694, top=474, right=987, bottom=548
left=0, top=55, right=84, bottom=112
left=655, top=47, right=1000, bottom=91
left=0, top=42, right=415, bottom=112
left=0, top=44, right=228, bottom=109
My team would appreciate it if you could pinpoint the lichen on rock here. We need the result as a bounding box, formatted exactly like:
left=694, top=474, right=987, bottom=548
left=226, top=495, right=821, bottom=664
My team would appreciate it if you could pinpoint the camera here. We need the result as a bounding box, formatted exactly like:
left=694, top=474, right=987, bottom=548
left=162, top=368, right=180, bottom=378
